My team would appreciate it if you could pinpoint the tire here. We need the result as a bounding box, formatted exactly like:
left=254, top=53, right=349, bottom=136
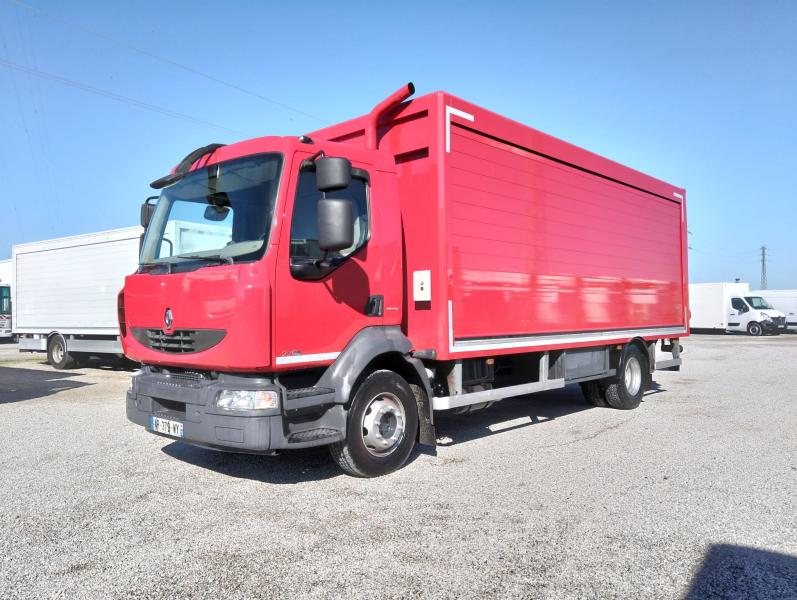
left=747, top=322, right=763, bottom=337
left=47, top=334, right=75, bottom=369
left=580, top=380, right=607, bottom=407
left=603, top=345, right=647, bottom=410
left=329, top=370, right=419, bottom=477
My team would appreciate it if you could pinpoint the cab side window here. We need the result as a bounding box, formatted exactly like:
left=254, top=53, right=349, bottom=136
left=290, top=170, right=370, bottom=261
left=731, top=298, right=746, bottom=311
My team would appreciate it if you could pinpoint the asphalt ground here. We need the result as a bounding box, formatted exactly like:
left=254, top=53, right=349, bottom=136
left=0, top=335, right=795, bottom=599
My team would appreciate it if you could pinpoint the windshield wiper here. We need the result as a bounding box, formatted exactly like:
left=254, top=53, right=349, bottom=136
left=176, top=254, right=234, bottom=265
left=139, top=261, right=172, bottom=274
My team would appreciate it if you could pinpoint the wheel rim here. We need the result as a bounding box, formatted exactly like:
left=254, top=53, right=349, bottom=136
left=750, top=323, right=761, bottom=335
left=52, top=339, right=64, bottom=363
left=360, top=392, right=406, bottom=457
left=624, top=356, right=642, bottom=396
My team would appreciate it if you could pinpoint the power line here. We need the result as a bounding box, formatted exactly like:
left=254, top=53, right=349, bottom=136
left=0, top=58, right=245, bottom=135
left=6, top=0, right=330, bottom=125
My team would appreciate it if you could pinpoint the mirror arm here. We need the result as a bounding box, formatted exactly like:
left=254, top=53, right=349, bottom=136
left=315, top=250, right=332, bottom=268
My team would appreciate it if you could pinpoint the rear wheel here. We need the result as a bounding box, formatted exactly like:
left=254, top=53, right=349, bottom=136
left=580, top=380, right=607, bottom=407
left=329, top=370, right=419, bottom=477
left=747, top=322, right=763, bottom=336
left=603, top=345, right=647, bottom=410
left=47, top=334, right=75, bottom=370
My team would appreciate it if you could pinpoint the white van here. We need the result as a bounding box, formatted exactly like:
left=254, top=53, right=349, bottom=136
left=749, top=289, right=797, bottom=331
left=689, top=282, right=787, bottom=336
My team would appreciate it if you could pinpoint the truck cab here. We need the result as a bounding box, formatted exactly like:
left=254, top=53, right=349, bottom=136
left=122, top=133, right=417, bottom=476
left=727, top=295, right=787, bottom=336
left=125, top=137, right=401, bottom=371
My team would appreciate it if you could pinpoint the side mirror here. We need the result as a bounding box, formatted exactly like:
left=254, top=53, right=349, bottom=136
left=317, top=198, right=353, bottom=252
left=141, top=196, right=157, bottom=228
left=316, top=157, right=351, bottom=192
left=204, top=205, right=230, bottom=221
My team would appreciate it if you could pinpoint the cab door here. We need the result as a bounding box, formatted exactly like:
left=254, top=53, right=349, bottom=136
left=273, top=154, right=382, bottom=368
left=728, top=297, right=748, bottom=331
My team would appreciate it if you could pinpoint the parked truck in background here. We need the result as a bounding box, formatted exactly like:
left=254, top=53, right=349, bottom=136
left=122, top=83, right=688, bottom=476
left=749, top=289, right=797, bottom=331
left=13, top=227, right=142, bottom=367
left=689, top=282, right=787, bottom=335
left=0, top=258, right=11, bottom=340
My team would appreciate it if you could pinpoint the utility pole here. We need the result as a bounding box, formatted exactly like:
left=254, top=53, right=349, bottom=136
left=760, top=245, right=768, bottom=290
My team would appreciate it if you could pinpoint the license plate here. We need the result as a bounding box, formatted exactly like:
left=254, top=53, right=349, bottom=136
left=149, top=415, right=184, bottom=438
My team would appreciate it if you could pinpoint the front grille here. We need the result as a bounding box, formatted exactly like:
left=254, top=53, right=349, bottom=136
left=147, top=329, right=196, bottom=353
left=154, top=371, right=207, bottom=389
left=164, top=371, right=207, bottom=386
left=131, top=328, right=226, bottom=354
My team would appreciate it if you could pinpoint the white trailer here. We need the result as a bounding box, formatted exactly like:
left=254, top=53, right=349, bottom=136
left=0, top=258, right=11, bottom=339
left=689, top=282, right=787, bottom=336
left=749, top=289, right=797, bottom=331
left=13, top=227, right=142, bottom=367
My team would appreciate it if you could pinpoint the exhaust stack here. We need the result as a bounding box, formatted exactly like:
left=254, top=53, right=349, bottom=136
left=366, top=82, right=415, bottom=150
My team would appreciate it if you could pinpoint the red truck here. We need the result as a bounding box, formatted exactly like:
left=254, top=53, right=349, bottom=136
left=122, top=83, right=688, bottom=477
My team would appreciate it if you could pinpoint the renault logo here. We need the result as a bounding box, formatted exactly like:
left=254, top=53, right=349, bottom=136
left=164, top=308, right=174, bottom=331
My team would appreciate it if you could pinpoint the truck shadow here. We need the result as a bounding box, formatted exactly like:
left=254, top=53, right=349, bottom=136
left=433, top=384, right=590, bottom=446
left=79, top=356, right=139, bottom=372
left=0, top=366, right=92, bottom=403
left=433, top=383, right=666, bottom=446
left=161, top=443, right=342, bottom=484
left=684, top=544, right=797, bottom=599
left=160, top=382, right=668, bottom=483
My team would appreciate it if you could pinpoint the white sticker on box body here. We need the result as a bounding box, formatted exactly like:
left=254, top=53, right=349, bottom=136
left=413, top=270, right=431, bottom=302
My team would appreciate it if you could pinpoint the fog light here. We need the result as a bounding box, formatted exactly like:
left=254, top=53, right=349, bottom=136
left=215, top=390, right=279, bottom=411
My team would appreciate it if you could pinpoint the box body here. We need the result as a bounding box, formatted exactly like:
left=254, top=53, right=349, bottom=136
left=688, top=282, right=750, bottom=329
left=313, top=92, right=689, bottom=359
left=13, top=227, right=142, bottom=335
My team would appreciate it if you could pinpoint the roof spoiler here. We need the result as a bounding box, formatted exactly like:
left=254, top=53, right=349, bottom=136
left=150, top=143, right=226, bottom=189
left=365, top=82, right=415, bottom=150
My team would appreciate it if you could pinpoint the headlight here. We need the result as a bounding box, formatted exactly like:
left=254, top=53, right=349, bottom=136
left=215, top=390, right=279, bottom=411
left=760, top=313, right=772, bottom=321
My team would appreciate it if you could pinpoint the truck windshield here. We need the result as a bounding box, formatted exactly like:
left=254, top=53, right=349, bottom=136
left=745, top=296, right=773, bottom=310
left=0, top=286, right=9, bottom=315
left=140, top=153, right=282, bottom=270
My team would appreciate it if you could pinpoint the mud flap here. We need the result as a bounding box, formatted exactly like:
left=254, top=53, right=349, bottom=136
left=410, top=382, right=437, bottom=447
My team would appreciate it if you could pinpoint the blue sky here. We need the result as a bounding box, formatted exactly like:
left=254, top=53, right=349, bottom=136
left=1, top=0, right=795, bottom=287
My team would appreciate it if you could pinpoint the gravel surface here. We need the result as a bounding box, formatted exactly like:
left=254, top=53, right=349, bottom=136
left=1, top=336, right=795, bottom=599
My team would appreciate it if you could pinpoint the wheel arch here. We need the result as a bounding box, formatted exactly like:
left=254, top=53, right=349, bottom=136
left=608, top=337, right=653, bottom=388
left=316, top=326, right=436, bottom=446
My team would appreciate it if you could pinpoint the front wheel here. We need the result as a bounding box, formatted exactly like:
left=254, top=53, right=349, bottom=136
left=747, top=322, right=763, bottom=336
left=603, top=345, right=647, bottom=410
left=329, top=370, right=419, bottom=477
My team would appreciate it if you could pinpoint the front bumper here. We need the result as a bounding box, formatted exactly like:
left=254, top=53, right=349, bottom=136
left=762, top=318, right=787, bottom=333
left=126, top=367, right=345, bottom=453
